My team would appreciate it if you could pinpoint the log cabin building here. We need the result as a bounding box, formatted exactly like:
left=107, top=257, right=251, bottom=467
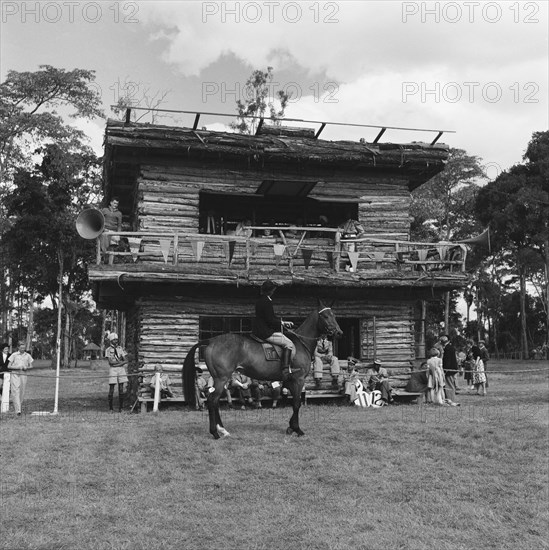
left=89, top=113, right=468, bottom=399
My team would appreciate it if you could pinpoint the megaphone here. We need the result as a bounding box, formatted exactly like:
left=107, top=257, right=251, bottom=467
left=76, top=208, right=105, bottom=239
left=458, top=228, right=491, bottom=252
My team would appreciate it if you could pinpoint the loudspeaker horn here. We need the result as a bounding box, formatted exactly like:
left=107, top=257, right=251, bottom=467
left=458, top=228, right=491, bottom=252
left=76, top=208, right=105, bottom=239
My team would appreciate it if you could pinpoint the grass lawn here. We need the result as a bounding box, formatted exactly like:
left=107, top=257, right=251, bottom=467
left=0, top=361, right=547, bottom=550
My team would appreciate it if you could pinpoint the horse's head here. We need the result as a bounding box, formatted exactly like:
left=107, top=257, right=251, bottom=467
left=317, top=299, right=343, bottom=338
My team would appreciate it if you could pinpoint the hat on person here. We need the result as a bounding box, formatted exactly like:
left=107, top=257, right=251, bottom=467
left=108, top=333, right=119, bottom=341
left=261, top=280, right=278, bottom=294
left=440, top=335, right=449, bottom=344
left=373, top=359, right=382, bottom=367
left=347, top=356, right=358, bottom=365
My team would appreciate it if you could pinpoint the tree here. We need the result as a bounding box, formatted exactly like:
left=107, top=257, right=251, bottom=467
left=231, top=67, right=290, bottom=135
left=110, top=77, right=172, bottom=124
left=476, top=130, right=549, bottom=356
left=2, top=144, right=101, bottom=360
left=411, top=148, right=486, bottom=337
left=0, top=65, right=103, bottom=347
left=0, top=65, right=103, bottom=178
left=410, top=148, right=486, bottom=242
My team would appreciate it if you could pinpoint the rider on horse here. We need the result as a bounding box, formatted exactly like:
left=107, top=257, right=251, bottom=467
left=252, top=280, right=295, bottom=381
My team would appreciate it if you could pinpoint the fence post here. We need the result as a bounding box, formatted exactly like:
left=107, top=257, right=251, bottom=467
left=153, top=373, right=161, bottom=412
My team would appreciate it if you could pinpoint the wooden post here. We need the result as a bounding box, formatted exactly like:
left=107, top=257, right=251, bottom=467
left=153, top=372, right=161, bottom=412
left=444, top=291, right=450, bottom=333
left=419, top=300, right=426, bottom=358
left=334, top=230, right=341, bottom=273
left=173, top=233, right=179, bottom=266
left=1, top=372, right=10, bottom=413
left=373, top=316, right=377, bottom=360
left=245, top=238, right=250, bottom=273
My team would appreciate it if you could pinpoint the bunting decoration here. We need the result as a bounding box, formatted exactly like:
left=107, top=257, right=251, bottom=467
left=417, top=248, right=428, bottom=262
left=158, top=238, right=171, bottom=264
left=273, top=244, right=286, bottom=267
left=302, top=249, right=313, bottom=269
left=348, top=251, right=359, bottom=271
left=127, top=237, right=142, bottom=262
left=191, top=240, right=204, bottom=262
left=273, top=244, right=286, bottom=257
left=372, top=252, right=385, bottom=261
left=436, top=245, right=449, bottom=261
left=223, top=240, right=236, bottom=264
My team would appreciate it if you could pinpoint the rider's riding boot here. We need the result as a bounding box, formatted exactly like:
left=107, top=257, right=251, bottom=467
left=281, top=349, right=292, bottom=382
left=118, top=393, right=124, bottom=412
left=108, top=395, right=114, bottom=411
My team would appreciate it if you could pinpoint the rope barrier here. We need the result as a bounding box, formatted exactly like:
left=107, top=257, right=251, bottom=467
left=7, top=365, right=549, bottom=380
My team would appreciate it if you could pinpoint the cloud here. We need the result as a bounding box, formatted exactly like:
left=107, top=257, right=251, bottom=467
left=138, top=1, right=548, bottom=81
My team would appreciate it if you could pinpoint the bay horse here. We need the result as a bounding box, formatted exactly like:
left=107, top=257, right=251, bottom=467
left=183, top=299, right=342, bottom=439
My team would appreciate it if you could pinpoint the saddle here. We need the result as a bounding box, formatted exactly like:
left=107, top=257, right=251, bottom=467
left=248, top=334, right=282, bottom=361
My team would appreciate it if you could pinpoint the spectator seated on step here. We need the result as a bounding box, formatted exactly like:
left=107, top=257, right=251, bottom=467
left=230, top=370, right=260, bottom=409
left=253, top=379, right=282, bottom=408
left=364, top=359, right=393, bottom=405
left=149, top=365, right=175, bottom=399
left=344, top=357, right=361, bottom=402
left=313, top=335, right=340, bottom=389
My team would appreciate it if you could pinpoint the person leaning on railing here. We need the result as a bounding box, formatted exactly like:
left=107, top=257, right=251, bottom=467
left=100, top=196, right=122, bottom=253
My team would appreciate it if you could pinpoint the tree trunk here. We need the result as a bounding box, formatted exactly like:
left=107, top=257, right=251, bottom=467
left=519, top=265, right=529, bottom=359
left=100, top=310, right=107, bottom=357
left=545, top=234, right=549, bottom=347
left=0, top=264, right=6, bottom=340
left=63, top=306, right=71, bottom=368
left=444, top=291, right=450, bottom=333
left=26, top=291, right=35, bottom=352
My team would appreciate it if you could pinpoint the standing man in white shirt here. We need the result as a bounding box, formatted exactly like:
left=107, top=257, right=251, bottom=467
left=8, top=342, right=33, bottom=415
left=105, top=333, right=128, bottom=412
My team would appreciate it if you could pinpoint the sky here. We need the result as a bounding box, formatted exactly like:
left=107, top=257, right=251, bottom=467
left=1, top=0, right=548, bottom=178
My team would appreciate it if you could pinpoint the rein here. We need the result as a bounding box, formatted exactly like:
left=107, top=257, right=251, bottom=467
left=287, top=307, right=334, bottom=360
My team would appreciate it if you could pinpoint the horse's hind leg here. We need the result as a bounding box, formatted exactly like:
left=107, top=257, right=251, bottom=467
left=286, top=381, right=305, bottom=437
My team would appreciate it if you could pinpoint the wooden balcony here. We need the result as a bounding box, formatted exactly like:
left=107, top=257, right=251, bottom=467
left=88, top=226, right=469, bottom=289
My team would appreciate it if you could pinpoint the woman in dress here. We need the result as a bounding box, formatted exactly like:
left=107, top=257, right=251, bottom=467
left=471, top=344, right=487, bottom=396
left=463, top=339, right=474, bottom=390
left=426, top=347, right=445, bottom=405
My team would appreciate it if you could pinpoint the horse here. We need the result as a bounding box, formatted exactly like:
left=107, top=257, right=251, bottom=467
left=183, top=299, right=342, bottom=439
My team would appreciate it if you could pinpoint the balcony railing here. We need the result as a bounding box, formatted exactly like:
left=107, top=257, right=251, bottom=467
left=95, top=226, right=467, bottom=275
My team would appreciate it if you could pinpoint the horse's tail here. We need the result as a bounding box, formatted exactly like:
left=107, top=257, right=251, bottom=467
left=183, top=342, right=205, bottom=407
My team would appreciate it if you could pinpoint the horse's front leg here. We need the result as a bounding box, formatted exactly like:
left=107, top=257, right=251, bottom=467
left=207, top=379, right=230, bottom=439
left=286, top=381, right=305, bottom=437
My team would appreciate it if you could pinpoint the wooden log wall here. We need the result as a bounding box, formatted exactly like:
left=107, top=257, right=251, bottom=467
left=133, top=162, right=412, bottom=268
left=134, top=293, right=416, bottom=392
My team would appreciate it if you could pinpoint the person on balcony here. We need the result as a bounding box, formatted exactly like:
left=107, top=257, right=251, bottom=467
left=313, top=335, right=340, bottom=389
left=234, top=219, right=253, bottom=238
left=100, top=196, right=122, bottom=253
left=252, top=280, right=295, bottom=382
left=338, top=213, right=365, bottom=272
